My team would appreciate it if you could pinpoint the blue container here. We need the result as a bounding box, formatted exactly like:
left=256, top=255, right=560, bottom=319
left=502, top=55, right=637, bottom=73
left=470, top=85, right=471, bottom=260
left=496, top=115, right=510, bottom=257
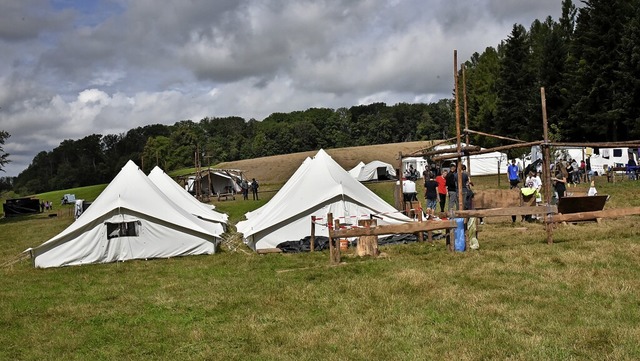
left=454, top=218, right=466, bottom=252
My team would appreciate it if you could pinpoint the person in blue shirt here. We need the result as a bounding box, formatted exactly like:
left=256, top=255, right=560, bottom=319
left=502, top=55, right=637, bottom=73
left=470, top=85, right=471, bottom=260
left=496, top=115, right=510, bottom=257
left=507, top=159, right=520, bottom=189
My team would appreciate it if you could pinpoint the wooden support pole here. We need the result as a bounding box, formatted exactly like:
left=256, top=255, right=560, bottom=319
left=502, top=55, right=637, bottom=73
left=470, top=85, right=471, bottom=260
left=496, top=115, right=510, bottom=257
left=310, top=216, right=316, bottom=252
left=330, top=219, right=457, bottom=238
left=417, top=145, right=482, bottom=158
left=357, top=219, right=379, bottom=257
left=334, top=219, right=341, bottom=263
left=430, top=141, right=543, bottom=162
left=453, top=205, right=558, bottom=218
left=463, top=128, right=526, bottom=143
left=454, top=50, right=464, bottom=211
left=462, top=65, right=472, bottom=177
left=417, top=210, right=424, bottom=242
left=541, top=87, right=554, bottom=245
left=327, top=213, right=338, bottom=264
left=545, top=207, right=640, bottom=223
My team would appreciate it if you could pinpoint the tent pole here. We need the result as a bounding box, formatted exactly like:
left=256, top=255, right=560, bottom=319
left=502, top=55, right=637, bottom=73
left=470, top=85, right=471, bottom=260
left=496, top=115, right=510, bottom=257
left=540, top=87, right=554, bottom=245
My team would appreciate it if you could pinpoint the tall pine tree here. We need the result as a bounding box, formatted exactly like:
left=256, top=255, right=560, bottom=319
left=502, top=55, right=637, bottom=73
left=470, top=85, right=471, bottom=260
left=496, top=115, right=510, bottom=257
left=495, top=24, right=538, bottom=151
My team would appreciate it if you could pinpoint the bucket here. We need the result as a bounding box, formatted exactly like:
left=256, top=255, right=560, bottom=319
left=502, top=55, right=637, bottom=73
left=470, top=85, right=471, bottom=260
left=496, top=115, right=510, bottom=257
left=339, top=239, right=349, bottom=251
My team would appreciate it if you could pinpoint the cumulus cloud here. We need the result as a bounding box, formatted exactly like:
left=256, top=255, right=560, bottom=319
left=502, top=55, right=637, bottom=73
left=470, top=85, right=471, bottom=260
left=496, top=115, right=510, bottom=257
left=0, top=0, right=567, bottom=176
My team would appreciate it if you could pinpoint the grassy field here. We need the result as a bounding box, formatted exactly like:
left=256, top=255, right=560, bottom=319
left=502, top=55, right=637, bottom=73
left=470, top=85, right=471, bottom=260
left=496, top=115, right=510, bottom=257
left=1, top=164, right=640, bottom=359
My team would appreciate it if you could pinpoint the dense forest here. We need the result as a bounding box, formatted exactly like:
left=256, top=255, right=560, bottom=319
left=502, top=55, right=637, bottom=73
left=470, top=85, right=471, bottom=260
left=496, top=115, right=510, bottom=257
left=5, top=0, right=640, bottom=195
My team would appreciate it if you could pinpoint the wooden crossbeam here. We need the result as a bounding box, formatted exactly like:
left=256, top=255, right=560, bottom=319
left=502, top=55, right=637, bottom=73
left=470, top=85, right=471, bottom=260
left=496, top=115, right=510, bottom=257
left=329, top=220, right=457, bottom=238
left=453, top=205, right=558, bottom=218
left=545, top=207, right=640, bottom=223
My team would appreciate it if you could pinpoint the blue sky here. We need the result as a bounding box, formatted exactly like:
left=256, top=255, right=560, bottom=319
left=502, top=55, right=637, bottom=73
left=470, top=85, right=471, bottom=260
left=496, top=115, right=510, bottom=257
left=0, top=0, right=569, bottom=177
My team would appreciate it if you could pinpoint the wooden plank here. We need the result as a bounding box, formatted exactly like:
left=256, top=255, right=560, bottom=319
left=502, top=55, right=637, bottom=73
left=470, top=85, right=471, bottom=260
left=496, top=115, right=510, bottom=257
left=546, top=207, right=640, bottom=223
left=329, top=220, right=457, bottom=238
left=453, top=205, right=558, bottom=218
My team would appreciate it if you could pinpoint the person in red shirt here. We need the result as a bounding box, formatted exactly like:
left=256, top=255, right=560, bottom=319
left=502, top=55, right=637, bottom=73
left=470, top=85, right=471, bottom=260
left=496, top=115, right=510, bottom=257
left=435, top=169, right=448, bottom=213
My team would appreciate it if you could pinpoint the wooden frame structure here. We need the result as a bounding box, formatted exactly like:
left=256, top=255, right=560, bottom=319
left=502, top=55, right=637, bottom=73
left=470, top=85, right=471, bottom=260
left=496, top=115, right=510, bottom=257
left=400, top=50, right=640, bottom=245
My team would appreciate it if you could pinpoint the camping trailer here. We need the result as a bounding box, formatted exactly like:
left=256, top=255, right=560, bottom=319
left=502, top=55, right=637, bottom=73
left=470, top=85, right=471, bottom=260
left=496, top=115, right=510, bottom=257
left=588, top=147, right=639, bottom=175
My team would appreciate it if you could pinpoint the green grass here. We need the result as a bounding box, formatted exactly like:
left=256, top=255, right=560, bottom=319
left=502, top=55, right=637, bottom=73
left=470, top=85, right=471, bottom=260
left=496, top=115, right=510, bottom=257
left=1, top=176, right=640, bottom=359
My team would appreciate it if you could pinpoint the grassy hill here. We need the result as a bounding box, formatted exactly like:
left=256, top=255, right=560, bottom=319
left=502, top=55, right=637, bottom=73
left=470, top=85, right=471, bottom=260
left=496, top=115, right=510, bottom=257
left=1, top=142, right=640, bottom=359
left=201, top=140, right=434, bottom=185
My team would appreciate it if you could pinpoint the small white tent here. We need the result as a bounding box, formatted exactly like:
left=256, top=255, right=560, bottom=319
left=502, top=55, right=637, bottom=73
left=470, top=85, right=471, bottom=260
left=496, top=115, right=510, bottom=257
left=402, top=157, right=428, bottom=178
left=433, top=143, right=508, bottom=176
left=348, top=161, right=365, bottom=178
left=148, top=166, right=228, bottom=232
left=356, top=160, right=397, bottom=182
left=30, top=161, right=220, bottom=268
left=237, top=150, right=410, bottom=251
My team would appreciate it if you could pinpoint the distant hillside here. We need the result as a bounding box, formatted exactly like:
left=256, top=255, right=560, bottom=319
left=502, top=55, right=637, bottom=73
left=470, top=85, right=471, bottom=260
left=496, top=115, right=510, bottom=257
left=217, top=140, right=435, bottom=184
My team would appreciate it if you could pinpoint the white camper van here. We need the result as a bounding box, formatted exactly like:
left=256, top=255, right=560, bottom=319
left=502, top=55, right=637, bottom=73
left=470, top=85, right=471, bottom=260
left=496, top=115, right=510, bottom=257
left=588, top=147, right=639, bottom=175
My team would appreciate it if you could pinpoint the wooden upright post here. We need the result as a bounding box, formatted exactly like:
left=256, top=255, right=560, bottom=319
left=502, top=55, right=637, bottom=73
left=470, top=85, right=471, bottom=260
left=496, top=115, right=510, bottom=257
left=357, top=219, right=379, bottom=257
left=540, top=87, right=554, bottom=245
left=327, top=213, right=340, bottom=263
left=454, top=50, right=464, bottom=211
left=462, top=65, right=471, bottom=176
left=310, top=216, right=316, bottom=252
left=396, top=152, right=404, bottom=211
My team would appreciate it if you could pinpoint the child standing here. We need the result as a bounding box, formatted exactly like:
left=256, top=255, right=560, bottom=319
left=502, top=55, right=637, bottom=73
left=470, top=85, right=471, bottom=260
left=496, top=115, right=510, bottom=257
left=424, top=172, right=438, bottom=212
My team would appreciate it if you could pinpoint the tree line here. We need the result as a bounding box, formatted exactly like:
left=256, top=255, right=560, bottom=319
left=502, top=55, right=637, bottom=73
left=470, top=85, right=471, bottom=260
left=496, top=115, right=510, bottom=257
left=10, top=101, right=454, bottom=194
left=462, top=0, right=640, bottom=148
left=5, top=0, right=639, bottom=195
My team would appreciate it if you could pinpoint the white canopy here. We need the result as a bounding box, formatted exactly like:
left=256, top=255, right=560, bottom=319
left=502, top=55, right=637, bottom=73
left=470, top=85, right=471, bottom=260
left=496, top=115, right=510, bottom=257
left=434, top=143, right=508, bottom=176
left=348, top=161, right=365, bottom=178
left=30, top=161, right=220, bottom=268
left=355, top=160, right=397, bottom=182
left=237, top=149, right=410, bottom=251
left=148, top=166, right=228, bottom=230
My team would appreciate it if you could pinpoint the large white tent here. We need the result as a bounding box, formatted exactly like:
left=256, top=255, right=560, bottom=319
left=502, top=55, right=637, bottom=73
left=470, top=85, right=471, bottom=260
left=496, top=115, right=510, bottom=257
left=29, top=161, right=221, bottom=268
left=237, top=149, right=410, bottom=251
left=355, top=160, right=397, bottom=182
left=148, top=166, right=228, bottom=232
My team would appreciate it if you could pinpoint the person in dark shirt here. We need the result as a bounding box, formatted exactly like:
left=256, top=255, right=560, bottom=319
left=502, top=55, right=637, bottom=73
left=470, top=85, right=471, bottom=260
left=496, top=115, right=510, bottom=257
left=445, top=163, right=458, bottom=212
left=424, top=172, right=438, bottom=212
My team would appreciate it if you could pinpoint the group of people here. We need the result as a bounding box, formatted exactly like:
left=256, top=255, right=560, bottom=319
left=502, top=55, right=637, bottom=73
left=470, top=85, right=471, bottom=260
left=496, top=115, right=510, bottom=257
left=421, top=162, right=474, bottom=214
left=39, top=200, right=53, bottom=212
left=240, top=178, right=260, bottom=200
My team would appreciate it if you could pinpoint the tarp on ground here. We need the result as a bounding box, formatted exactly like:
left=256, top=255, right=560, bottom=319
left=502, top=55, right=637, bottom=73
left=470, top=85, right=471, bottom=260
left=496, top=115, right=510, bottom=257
left=29, top=160, right=220, bottom=268
left=236, top=149, right=410, bottom=251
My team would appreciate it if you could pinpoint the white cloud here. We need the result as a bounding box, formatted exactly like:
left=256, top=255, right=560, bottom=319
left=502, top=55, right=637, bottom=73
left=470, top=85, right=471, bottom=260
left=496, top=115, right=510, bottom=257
left=0, top=0, right=567, bottom=176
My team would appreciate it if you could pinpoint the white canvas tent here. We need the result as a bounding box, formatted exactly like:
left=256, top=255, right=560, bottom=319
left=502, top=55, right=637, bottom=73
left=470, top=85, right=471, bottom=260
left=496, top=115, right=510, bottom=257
left=29, top=161, right=221, bottom=268
left=402, top=157, right=428, bottom=178
left=348, top=161, right=365, bottom=178
left=185, top=170, right=241, bottom=196
left=237, top=149, right=410, bottom=251
left=434, top=143, right=508, bottom=176
left=355, top=160, right=397, bottom=182
left=148, top=166, right=228, bottom=232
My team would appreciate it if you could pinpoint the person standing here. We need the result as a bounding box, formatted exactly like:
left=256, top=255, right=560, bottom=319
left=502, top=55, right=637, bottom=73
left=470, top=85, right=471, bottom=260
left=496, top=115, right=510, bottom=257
left=459, top=165, right=471, bottom=210
left=435, top=169, right=448, bottom=213
left=251, top=178, right=259, bottom=200
left=240, top=179, right=249, bottom=200
left=445, top=163, right=458, bottom=212
left=552, top=167, right=567, bottom=200
left=508, top=159, right=520, bottom=222
left=424, top=172, right=438, bottom=212
left=507, top=159, right=520, bottom=189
